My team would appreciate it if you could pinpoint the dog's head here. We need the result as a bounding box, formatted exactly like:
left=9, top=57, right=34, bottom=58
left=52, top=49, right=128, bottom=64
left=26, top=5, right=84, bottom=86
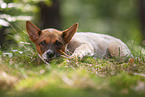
left=26, top=21, right=78, bottom=61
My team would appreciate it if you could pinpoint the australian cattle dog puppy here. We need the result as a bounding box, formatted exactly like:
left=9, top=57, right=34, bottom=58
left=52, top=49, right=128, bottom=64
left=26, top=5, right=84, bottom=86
left=26, top=21, right=133, bottom=62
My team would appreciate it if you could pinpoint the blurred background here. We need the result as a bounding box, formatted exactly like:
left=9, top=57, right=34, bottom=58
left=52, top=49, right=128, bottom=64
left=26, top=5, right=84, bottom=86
left=0, top=0, right=144, bottom=50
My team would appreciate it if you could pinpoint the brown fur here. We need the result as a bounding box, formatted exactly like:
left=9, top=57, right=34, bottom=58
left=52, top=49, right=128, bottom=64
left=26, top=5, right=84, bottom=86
left=26, top=21, right=133, bottom=62
left=26, top=21, right=78, bottom=61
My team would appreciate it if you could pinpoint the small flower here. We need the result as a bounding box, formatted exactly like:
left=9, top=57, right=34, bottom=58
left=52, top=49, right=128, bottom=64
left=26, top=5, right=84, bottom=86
left=12, top=50, right=18, bottom=52
left=3, top=53, right=13, bottom=57
left=18, top=51, right=23, bottom=54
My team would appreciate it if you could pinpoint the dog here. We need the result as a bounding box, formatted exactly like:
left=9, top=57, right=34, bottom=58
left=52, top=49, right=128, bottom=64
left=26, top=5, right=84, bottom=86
left=26, top=21, right=133, bottom=62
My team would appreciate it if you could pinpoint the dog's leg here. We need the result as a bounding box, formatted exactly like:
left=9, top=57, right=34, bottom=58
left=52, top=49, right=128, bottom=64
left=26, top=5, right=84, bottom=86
left=108, top=41, right=133, bottom=60
left=71, top=43, right=94, bottom=59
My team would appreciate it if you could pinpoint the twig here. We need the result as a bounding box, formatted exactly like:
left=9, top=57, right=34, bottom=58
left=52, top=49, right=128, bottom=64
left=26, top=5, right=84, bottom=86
left=38, top=54, right=51, bottom=69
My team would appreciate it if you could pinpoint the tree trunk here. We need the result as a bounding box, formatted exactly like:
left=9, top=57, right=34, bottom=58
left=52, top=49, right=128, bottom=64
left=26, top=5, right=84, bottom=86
left=0, top=27, right=6, bottom=47
left=38, top=0, right=61, bottom=30
left=139, top=0, right=145, bottom=41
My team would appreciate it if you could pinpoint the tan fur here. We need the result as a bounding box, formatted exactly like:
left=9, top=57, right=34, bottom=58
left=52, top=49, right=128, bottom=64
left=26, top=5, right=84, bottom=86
left=68, top=32, right=132, bottom=59
left=26, top=21, right=133, bottom=62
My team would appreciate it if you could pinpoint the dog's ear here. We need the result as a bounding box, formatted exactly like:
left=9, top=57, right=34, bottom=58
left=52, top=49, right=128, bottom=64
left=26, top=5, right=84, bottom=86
left=62, top=23, right=78, bottom=44
left=26, top=21, right=41, bottom=43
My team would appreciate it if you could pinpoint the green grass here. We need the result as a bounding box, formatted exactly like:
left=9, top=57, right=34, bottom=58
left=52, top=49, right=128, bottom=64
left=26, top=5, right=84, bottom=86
left=0, top=43, right=145, bottom=97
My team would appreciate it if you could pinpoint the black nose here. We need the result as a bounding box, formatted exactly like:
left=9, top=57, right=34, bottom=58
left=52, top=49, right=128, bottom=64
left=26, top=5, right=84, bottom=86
left=47, top=51, right=55, bottom=58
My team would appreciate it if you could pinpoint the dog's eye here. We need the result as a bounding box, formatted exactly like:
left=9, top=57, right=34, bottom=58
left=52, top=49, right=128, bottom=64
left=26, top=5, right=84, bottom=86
left=40, top=41, right=46, bottom=46
left=55, top=40, right=62, bottom=47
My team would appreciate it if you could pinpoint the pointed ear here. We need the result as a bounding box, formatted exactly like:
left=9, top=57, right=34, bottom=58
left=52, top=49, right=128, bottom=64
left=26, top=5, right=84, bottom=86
left=26, top=21, right=41, bottom=43
left=62, top=23, right=78, bottom=44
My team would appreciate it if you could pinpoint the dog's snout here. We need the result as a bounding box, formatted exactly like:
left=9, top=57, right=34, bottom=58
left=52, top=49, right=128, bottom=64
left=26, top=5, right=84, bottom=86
left=47, top=50, right=55, bottom=58
left=42, top=49, right=56, bottom=60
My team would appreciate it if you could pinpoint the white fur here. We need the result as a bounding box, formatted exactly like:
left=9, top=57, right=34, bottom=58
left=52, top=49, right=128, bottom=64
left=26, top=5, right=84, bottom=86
left=38, top=54, right=50, bottom=67
left=48, top=29, right=54, bottom=33
left=67, top=32, right=132, bottom=59
left=42, top=49, right=53, bottom=60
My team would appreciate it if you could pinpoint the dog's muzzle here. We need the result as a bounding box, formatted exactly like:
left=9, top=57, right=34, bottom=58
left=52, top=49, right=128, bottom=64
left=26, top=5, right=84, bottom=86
left=42, top=49, right=56, bottom=60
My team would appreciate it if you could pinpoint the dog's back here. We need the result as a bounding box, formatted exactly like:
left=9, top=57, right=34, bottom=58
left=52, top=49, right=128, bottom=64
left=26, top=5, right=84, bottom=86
left=26, top=21, right=132, bottom=61
left=67, top=32, right=132, bottom=59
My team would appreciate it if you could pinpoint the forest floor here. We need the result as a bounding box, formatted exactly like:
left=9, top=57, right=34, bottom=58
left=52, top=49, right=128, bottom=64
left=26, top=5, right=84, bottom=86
left=0, top=45, right=145, bottom=97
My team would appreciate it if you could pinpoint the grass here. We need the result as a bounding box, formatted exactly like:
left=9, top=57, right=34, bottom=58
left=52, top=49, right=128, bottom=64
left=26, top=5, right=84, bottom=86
left=0, top=42, right=145, bottom=97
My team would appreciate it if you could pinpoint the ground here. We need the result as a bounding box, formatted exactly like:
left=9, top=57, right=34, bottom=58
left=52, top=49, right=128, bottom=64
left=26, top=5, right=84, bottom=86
left=0, top=45, right=145, bottom=97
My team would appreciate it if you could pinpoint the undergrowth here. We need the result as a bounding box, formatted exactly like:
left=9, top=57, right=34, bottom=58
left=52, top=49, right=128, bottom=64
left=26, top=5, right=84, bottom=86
left=0, top=39, right=145, bottom=97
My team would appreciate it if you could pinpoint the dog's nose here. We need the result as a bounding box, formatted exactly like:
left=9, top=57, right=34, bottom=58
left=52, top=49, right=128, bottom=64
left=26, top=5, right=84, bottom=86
left=47, top=50, right=55, bottom=58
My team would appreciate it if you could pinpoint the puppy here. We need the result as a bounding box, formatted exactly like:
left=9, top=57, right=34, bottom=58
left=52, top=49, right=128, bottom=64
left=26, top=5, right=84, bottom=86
left=26, top=21, right=133, bottom=62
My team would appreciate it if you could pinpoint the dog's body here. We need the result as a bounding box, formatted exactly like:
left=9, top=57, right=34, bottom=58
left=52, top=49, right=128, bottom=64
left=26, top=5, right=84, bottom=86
left=26, top=21, right=132, bottom=62
left=67, top=32, right=131, bottom=59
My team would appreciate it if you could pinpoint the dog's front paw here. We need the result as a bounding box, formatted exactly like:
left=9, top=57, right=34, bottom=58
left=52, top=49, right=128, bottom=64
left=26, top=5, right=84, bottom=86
left=71, top=50, right=94, bottom=59
left=70, top=43, right=94, bottom=59
left=71, top=52, right=83, bottom=59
